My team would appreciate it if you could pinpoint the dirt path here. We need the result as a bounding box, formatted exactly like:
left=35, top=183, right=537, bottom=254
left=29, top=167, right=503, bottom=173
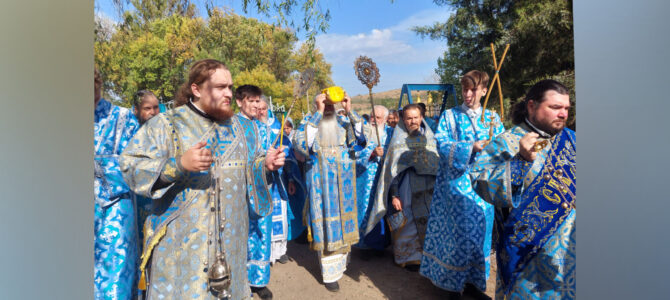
left=255, top=241, right=496, bottom=299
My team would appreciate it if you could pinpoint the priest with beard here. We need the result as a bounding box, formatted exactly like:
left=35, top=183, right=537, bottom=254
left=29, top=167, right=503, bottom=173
left=470, top=80, right=575, bottom=299
left=120, top=59, right=285, bottom=300
left=364, top=104, right=439, bottom=272
left=292, top=91, right=367, bottom=292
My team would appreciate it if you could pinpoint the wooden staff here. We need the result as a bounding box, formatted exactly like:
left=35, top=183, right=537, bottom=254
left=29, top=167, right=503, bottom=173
left=368, top=88, right=381, bottom=146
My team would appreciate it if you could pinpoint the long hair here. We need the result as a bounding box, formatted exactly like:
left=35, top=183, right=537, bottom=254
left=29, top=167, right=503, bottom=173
left=512, top=79, right=570, bottom=125
left=175, top=59, right=228, bottom=107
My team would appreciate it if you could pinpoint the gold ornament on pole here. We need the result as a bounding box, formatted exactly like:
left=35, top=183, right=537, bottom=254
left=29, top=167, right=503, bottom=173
left=354, top=55, right=381, bottom=146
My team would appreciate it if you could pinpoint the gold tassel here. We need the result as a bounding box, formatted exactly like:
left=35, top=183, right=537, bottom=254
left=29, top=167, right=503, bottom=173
left=307, top=221, right=313, bottom=243
left=137, top=225, right=167, bottom=291
left=138, top=270, right=147, bottom=290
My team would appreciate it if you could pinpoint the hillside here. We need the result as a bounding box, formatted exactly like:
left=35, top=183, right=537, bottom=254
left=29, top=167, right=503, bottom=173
left=349, top=88, right=449, bottom=115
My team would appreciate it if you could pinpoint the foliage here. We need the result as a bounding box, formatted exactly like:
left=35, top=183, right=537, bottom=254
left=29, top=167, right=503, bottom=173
left=95, top=14, right=204, bottom=104
left=413, top=0, right=575, bottom=124
left=200, top=9, right=297, bottom=80
left=234, top=0, right=331, bottom=50
left=111, top=0, right=330, bottom=50
left=94, top=3, right=332, bottom=108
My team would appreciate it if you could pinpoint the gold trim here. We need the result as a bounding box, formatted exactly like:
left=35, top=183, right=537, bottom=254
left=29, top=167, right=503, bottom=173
left=137, top=224, right=167, bottom=290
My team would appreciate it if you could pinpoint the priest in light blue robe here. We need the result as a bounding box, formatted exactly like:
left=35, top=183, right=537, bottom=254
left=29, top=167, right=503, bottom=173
left=119, top=61, right=284, bottom=300
left=292, top=92, right=367, bottom=292
left=470, top=80, right=575, bottom=300
left=355, top=105, right=393, bottom=254
left=234, top=86, right=279, bottom=299
left=420, top=70, right=505, bottom=297
left=94, top=68, right=141, bottom=300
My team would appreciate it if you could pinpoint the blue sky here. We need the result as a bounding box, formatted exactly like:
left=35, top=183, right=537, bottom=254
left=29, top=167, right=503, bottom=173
left=95, top=0, right=452, bottom=97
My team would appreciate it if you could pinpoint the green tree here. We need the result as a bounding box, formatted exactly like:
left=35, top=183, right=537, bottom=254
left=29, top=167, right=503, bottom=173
left=199, top=8, right=296, bottom=80
left=414, top=0, right=575, bottom=126
left=111, top=0, right=331, bottom=48
left=290, top=43, right=333, bottom=91
left=234, top=64, right=292, bottom=100
left=95, top=1, right=334, bottom=109
left=95, top=14, right=203, bottom=105
left=288, top=43, right=333, bottom=115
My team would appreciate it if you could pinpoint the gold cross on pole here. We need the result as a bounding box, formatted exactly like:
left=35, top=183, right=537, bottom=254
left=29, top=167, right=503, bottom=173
left=481, top=43, right=510, bottom=123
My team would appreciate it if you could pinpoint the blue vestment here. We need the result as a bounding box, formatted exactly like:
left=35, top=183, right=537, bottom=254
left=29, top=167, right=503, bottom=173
left=470, top=123, right=576, bottom=300
left=120, top=104, right=273, bottom=299
left=292, top=111, right=367, bottom=282
left=94, top=98, right=140, bottom=300
left=354, top=123, right=393, bottom=250
left=420, top=105, right=505, bottom=292
left=242, top=111, right=276, bottom=287
left=281, top=138, right=307, bottom=241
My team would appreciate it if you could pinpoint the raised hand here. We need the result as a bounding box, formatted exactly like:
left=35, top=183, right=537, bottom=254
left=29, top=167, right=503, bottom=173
left=315, top=93, right=327, bottom=114
left=519, top=132, right=540, bottom=162
left=265, top=146, right=286, bottom=171
left=341, top=93, right=352, bottom=113
left=180, top=141, right=213, bottom=172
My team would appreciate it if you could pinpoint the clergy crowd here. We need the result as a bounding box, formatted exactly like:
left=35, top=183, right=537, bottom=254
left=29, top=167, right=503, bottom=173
left=94, top=59, right=575, bottom=300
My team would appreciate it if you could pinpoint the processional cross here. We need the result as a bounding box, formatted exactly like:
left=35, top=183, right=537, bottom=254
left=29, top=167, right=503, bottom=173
left=481, top=43, right=509, bottom=147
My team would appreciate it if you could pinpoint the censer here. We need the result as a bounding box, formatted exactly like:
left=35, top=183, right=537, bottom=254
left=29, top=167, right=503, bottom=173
left=208, top=157, right=232, bottom=298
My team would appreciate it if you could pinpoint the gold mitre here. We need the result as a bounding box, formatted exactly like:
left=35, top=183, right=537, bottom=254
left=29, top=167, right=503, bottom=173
left=322, top=86, right=345, bottom=103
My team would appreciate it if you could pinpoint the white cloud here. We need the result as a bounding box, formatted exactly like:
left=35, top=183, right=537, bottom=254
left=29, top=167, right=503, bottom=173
left=308, top=8, right=452, bottom=96
left=389, top=7, right=452, bottom=33
left=315, top=28, right=416, bottom=63
left=308, top=8, right=450, bottom=65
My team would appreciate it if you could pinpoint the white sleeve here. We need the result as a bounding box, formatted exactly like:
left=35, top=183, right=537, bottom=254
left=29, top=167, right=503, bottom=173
left=353, top=121, right=364, bottom=139
left=306, top=125, right=318, bottom=148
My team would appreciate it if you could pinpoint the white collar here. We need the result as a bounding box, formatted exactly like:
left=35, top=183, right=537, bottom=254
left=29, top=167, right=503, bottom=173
left=460, top=103, right=483, bottom=119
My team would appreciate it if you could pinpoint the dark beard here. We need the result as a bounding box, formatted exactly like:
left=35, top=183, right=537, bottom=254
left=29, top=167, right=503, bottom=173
left=210, top=106, right=234, bottom=121
left=531, top=117, right=565, bottom=135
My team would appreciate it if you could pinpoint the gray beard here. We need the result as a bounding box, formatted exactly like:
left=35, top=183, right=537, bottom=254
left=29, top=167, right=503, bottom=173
left=318, top=114, right=340, bottom=148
